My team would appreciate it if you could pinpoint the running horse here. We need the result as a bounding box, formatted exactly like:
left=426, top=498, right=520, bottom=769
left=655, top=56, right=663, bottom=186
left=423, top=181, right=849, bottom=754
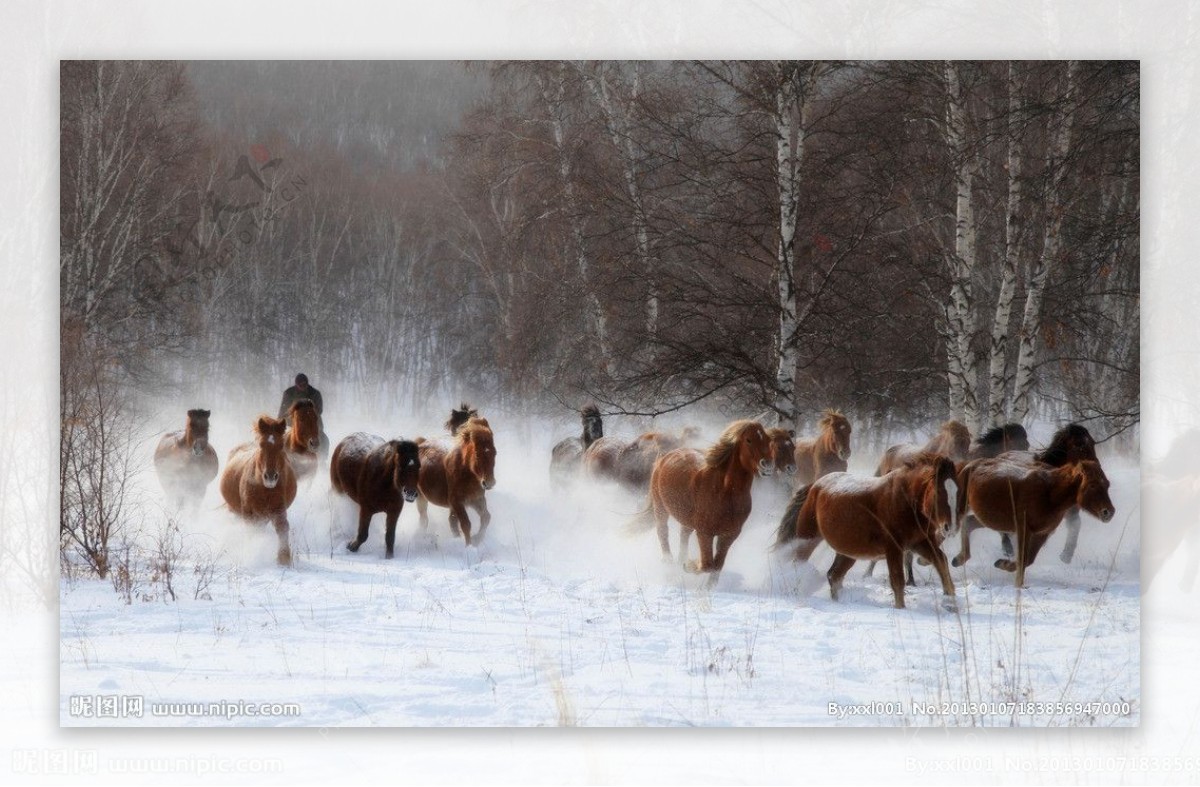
left=626, top=420, right=774, bottom=588
left=549, top=405, right=604, bottom=482
left=793, top=409, right=852, bottom=486
left=154, top=409, right=219, bottom=510
left=282, top=399, right=322, bottom=482
left=951, top=455, right=1115, bottom=587
left=766, top=427, right=798, bottom=477
left=775, top=452, right=959, bottom=609
left=331, top=433, right=422, bottom=558
left=219, top=415, right=297, bottom=566
left=584, top=426, right=701, bottom=493
left=416, top=416, right=497, bottom=546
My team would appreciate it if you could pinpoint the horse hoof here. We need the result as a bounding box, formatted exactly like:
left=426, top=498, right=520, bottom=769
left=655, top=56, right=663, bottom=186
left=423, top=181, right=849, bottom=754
left=951, top=555, right=967, bottom=568
left=994, top=559, right=1016, bottom=572
left=916, top=557, right=930, bottom=567
left=347, top=541, right=361, bottom=553
left=277, top=551, right=293, bottom=567
left=941, top=597, right=959, bottom=613
left=385, top=549, right=394, bottom=559
left=1059, top=551, right=1073, bottom=564
left=683, top=559, right=702, bottom=574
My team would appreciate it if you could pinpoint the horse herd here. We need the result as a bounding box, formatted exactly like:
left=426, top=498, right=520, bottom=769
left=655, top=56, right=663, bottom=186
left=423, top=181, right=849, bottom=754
left=152, top=400, right=1116, bottom=609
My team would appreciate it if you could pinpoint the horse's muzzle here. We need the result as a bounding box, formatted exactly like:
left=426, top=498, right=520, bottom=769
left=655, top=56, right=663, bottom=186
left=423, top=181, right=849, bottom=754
left=481, top=478, right=496, bottom=491
left=192, top=441, right=207, bottom=456
left=757, top=459, right=774, bottom=477
left=837, top=448, right=851, bottom=461
left=403, top=489, right=419, bottom=503
left=784, top=464, right=797, bottom=476
left=263, top=472, right=280, bottom=489
left=308, top=438, right=321, bottom=451
left=1098, top=507, right=1115, bottom=522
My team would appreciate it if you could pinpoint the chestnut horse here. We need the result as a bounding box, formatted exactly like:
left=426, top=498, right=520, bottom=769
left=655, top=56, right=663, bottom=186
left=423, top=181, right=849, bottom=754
left=550, top=405, right=604, bottom=482
left=331, top=433, right=422, bottom=558
left=416, top=416, right=497, bottom=546
left=154, top=408, right=218, bottom=509
left=952, top=456, right=1114, bottom=586
left=793, top=409, right=852, bottom=486
left=220, top=416, right=297, bottom=566
left=627, top=420, right=774, bottom=588
left=283, top=399, right=322, bottom=482
left=876, top=419, right=972, bottom=476
left=584, top=426, right=700, bottom=493
left=767, top=427, right=798, bottom=477
left=776, top=453, right=958, bottom=609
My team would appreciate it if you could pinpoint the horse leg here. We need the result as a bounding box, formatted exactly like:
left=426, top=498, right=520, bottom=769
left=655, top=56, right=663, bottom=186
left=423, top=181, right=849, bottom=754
left=952, top=514, right=982, bottom=567
left=686, top=533, right=715, bottom=575
left=472, top=497, right=491, bottom=542
left=1001, top=533, right=1015, bottom=559
left=885, top=548, right=907, bottom=609
left=1059, top=506, right=1082, bottom=564
left=677, top=526, right=692, bottom=566
left=912, top=539, right=955, bottom=601
left=383, top=506, right=401, bottom=559
left=996, top=518, right=1032, bottom=587
left=827, top=554, right=856, bottom=602
left=794, top=536, right=824, bottom=563
left=347, top=506, right=372, bottom=553
left=417, top=495, right=429, bottom=531
left=904, top=550, right=916, bottom=587
left=273, top=513, right=292, bottom=567
left=451, top=502, right=473, bottom=546
left=864, top=560, right=877, bottom=578
left=705, top=533, right=740, bottom=589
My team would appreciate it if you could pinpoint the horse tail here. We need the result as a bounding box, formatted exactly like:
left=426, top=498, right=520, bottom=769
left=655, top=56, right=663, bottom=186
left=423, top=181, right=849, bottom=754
left=773, top=484, right=812, bottom=549
left=623, top=497, right=658, bottom=536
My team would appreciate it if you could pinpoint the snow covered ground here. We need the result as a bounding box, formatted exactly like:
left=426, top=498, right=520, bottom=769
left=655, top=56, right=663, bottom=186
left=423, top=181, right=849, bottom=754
left=59, top=409, right=1140, bottom=727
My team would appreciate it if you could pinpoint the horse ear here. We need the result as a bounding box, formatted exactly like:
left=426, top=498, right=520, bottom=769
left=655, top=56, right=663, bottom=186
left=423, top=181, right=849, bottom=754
left=200, top=409, right=210, bottom=418
left=256, top=416, right=271, bottom=435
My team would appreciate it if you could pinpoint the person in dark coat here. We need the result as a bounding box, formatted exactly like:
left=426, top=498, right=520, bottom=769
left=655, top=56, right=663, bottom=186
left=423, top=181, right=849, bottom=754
left=278, top=373, right=329, bottom=456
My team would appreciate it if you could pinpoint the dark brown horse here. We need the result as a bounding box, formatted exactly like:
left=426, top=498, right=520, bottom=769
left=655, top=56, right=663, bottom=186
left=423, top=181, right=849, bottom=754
left=154, top=409, right=218, bottom=509
left=445, top=402, right=479, bottom=436
left=968, top=423, right=1029, bottom=460
left=331, top=433, right=422, bottom=558
left=550, top=405, right=604, bottom=482
left=952, top=457, right=1114, bottom=586
left=627, top=420, right=774, bottom=588
left=416, top=416, right=497, bottom=546
left=584, top=427, right=700, bottom=493
left=776, top=453, right=958, bottom=609
left=283, top=399, right=322, bottom=483
left=767, top=427, right=798, bottom=477
left=793, top=410, right=852, bottom=486
left=220, top=416, right=297, bottom=566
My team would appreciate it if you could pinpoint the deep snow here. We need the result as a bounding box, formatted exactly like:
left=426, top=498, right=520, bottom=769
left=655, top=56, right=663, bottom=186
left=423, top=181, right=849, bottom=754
left=59, top=407, right=1140, bottom=727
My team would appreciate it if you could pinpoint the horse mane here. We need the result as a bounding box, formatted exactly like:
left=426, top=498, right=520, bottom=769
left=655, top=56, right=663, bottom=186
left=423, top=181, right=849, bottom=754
left=387, top=439, right=421, bottom=464
left=818, top=408, right=844, bottom=429
left=445, top=402, right=479, bottom=435
left=704, top=420, right=759, bottom=468
left=1037, top=423, right=1096, bottom=466
left=456, top=416, right=493, bottom=445
left=581, top=404, right=601, bottom=419
left=931, top=419, right=971, bottom=457
left=187, top=408, right=210, bottom=420
left=253, top=415, right=286, bottom=443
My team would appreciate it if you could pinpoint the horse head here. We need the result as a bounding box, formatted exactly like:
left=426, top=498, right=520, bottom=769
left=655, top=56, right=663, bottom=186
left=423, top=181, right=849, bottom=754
left=288, top=399, right=321, bottom=452
left=581, top=405, right=604, bottom=446
left=907, top=453, right=957, bottom=536
left=939, top=420, right=972, bottom=461
left=460, top=417, right=497, bottom=490
left=389, top=440, right=422, bottom=503
left=767, top=427, right=797, bottom=476
left=1042, top=423, right=1098, bottom=466
left=1074, top=460, right=1115, bottom=522
left=254, top=416, right=288, bottom=490
left=820, top=410, right=852, bottom=462
left=186, top=408, right=211, bottom=455
left=725, top=420, right=773, bottom=478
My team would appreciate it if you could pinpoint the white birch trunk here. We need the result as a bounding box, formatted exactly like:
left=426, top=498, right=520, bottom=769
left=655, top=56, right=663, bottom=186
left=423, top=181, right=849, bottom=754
left=773, top=63, right=804, bottom=428
left=986, top=62, right=1024, bottom=426
left=943, top=61, right=981, bottom=428
left=1012, top=61, right=1079, bottom=423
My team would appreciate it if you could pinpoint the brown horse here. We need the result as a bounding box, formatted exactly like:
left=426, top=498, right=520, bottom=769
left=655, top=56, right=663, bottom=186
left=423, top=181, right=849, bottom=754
left=627, top=420, right=774, bottom=588
left=220, top=416, right=297, bottom=566
left=793, top=409, right=852, bottom=486
left=154, top=408, right=219, bottom=509
left=416, top=416, right=497, bottom=546
left=550, top=405, right=604, bottom=482
left=776, top=453, right=958, bottom=609
left=767, top=427, right=798, bottom=477
left=283, top=399, right=322, bottom=482
left=876, top=419, right=972, bottom=475
left=951, top=457, right=1115, bottom=586
left=584, top=427, right=700, bottom=493
left=330, top=433, right=422, bottom=558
